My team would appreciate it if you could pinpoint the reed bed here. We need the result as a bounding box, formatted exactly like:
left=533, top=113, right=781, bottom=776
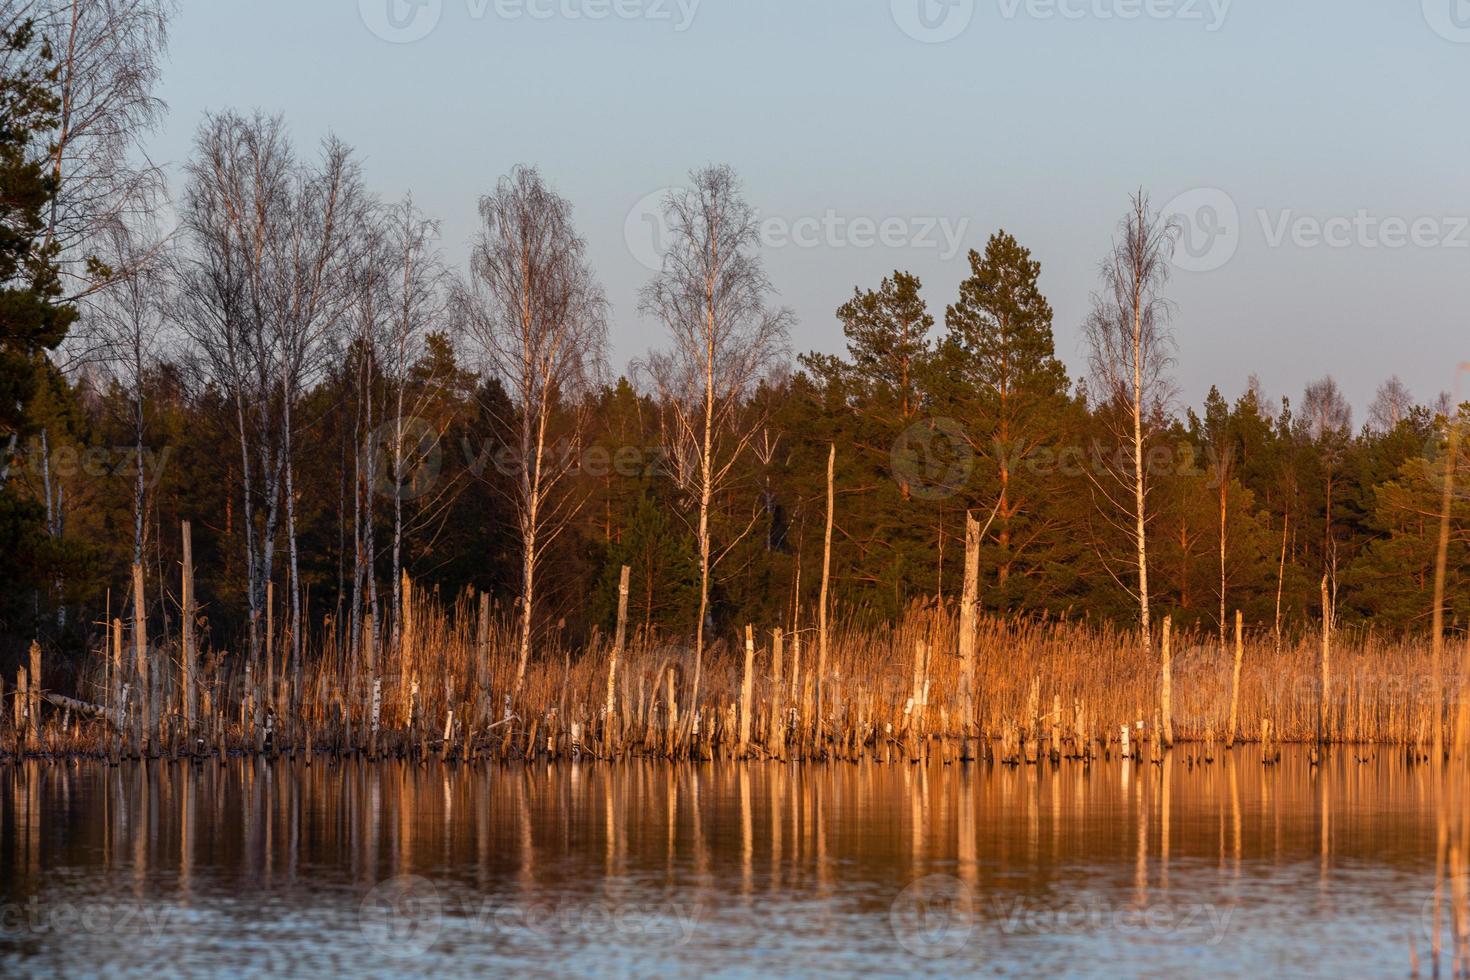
left=4, top=575, right=1469, bottom=767
left=6, top=582, right=1470, bottom=971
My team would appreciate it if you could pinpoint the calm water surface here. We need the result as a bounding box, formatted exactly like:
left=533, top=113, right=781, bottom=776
left=0, top=749, right=1451, bottom=977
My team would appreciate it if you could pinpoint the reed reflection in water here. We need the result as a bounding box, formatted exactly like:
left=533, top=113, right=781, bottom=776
left=0, top=750, right=1451, bottom=976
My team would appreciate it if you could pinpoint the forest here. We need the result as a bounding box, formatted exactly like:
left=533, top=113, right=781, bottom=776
left=2, top=1, right=1468, bottom=699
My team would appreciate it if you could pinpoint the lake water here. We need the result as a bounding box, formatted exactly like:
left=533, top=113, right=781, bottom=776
left=0, top=749, right=1453, bottom=977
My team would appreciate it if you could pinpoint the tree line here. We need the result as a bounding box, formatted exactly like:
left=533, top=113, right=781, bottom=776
left=2, top=1, right=1467, bottom=683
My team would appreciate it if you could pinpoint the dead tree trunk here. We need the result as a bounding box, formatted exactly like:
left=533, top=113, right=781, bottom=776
left=959, top=511, right=981, bottom=758
left=817, top=443, right=834, bottom=730
left=132, top=562, right=149, bottom=755
left=1227, top=609, right=1243, bottom=749
left=181, top=519, right=196, bottom=741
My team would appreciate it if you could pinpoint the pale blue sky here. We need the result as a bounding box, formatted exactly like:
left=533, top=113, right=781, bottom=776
left=150, top=0, right=1470, bottom=418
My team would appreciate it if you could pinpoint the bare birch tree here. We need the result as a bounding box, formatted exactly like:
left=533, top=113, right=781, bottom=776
left=176, top=111, right=365, bottom=665
left=27, top=0, right=173, bottom=306
left=1, top=0, right=172, bottom=612
left=637, top=165, right=790, bottom=711
left=343, top=211, right=389, bottom=657
left=90, top=218, right=164, bottom=567
left=1368, top=376, right=1414, bottom=435
left=348, top=196, right=452, bottom=652
left=458, top=166, right=606, bottom=695
left=383, top=199, right=451, bottom=642
left=1084, top=190, right=1178, bottom=654
left=1298, top=375, right=1352, bottom=594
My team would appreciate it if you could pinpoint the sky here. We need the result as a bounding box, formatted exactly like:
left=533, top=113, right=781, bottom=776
left=147, top=0, right=1470, bottom=421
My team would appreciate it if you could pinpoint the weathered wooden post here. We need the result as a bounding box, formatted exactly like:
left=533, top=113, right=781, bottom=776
left=476, top=590, right=491, bottom=723
left=958, top=511, right=981, bottom=761
left=181, top=520, right=197, bottom=744
left=1049, top=694, right=1062, bottom=763
left=265, top=580, right=275, bottom=734
left=739, top=624, right=755, bottom=757
left=770, top=627, right=785, bottom=759
left=606, top=565, right=630, bottom=748
left=369, top=677, right=382, bottom=760
left=908, top=640, right=929, bottom=763
left=816, top=444, right=835, bottom=737
left=28, top=640, right=41, bottom=751
left=400, top=569, right=414, bottom=659
left=132, top=562, right=150, bottom=756
left=16, top=666, right=29, bottom=752
left=1319, top=576, right=1331, bottom=746
left=1025, top=676, right=1040, bottom=751
left=1160, top=615, right=1174, bottom=748
left=1226, top=609, right=1243, bottom=749
left=112, top=618, right=124, bottom=758
left=363, top=612, right=376, bottom=756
